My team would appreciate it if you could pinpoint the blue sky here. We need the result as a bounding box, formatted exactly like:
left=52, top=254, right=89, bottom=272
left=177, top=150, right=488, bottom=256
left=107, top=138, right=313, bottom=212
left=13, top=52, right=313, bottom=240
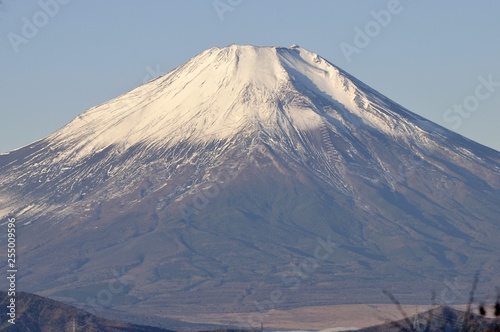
left=1, top=0, right=499, bottom=153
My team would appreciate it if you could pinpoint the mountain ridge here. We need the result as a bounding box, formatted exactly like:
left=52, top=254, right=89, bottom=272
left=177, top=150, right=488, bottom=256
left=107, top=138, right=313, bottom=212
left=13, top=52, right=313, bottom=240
left=0, top=291, right=177, bottom=331
left=0, top=44, right=499, bottom=325
left=1, top=45, right=498, bottom=221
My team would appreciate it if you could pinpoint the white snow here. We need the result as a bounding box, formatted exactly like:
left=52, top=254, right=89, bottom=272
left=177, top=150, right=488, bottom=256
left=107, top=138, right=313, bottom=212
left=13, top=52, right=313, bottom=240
left=42, top=44, right=428, bottom=162
left=2, top=44, right=498, bottom=222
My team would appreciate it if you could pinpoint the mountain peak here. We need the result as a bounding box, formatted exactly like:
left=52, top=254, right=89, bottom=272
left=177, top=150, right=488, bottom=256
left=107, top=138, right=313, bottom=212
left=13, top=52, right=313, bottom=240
left=29, top=44, right=495, bottom=173
left=46, top=44, right=352, bottom=155
left=1, top=45, right=500, bottom=322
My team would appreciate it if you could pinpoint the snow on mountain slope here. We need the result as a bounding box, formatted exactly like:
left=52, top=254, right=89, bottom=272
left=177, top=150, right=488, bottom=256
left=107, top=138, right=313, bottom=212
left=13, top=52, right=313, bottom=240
left=1, top=45, right=500, bottom=320
left=0, top=45, right=499, bottom=222
left=38, top=45, right=447, bottom=156
left=49, top=45, right=324, bottom=154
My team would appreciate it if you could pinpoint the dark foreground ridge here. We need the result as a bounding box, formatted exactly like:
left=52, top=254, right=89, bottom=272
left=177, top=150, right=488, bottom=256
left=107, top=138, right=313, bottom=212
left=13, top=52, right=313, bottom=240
left=0, top=291, right=175, bottom=332
left=1, top=291, right=500, bottom=332
left=0, top=292, right=500, bottom=332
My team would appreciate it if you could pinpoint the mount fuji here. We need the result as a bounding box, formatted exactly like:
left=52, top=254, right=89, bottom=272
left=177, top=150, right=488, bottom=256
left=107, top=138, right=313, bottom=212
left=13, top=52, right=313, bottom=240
left=1, top=45, right=499, bottom=326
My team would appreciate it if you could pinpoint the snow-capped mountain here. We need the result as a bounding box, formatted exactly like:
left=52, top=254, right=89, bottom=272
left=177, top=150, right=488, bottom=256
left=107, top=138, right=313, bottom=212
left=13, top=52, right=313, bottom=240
left=1, top=45, right=499, bottom=324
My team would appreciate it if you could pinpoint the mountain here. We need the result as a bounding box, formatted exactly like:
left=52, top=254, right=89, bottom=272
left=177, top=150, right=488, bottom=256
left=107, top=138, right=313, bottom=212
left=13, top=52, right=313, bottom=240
left=0, top=44, right=499, bottom=327
left=0, top=291, right=175, bottom=331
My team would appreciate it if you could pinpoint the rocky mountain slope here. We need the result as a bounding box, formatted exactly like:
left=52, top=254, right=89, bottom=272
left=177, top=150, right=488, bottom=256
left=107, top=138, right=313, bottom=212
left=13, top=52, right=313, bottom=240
left=0, top=45, right=499, bottom=325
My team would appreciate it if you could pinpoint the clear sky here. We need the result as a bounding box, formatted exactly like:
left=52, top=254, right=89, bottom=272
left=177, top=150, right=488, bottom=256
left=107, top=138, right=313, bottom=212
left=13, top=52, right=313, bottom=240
left=1, top=0, right=499, bottom=153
